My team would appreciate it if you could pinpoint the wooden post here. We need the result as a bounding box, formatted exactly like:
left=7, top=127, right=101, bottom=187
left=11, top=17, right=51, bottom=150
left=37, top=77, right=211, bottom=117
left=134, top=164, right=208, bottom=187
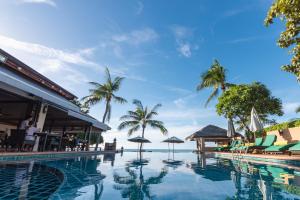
left=86, top=126, right=92, bottom=151
left=200, top=138, right=205, bottom=154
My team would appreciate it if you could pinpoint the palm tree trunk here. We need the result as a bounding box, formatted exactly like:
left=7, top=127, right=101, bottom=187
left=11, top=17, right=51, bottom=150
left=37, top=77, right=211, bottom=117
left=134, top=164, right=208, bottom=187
left=95, top=100, right=110, bottom=151
left=139, top=126, right=145, bottom=160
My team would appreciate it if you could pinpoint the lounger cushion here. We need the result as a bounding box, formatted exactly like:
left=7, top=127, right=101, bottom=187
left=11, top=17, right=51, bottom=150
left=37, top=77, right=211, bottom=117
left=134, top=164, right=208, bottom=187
left=288, top=142, right=300, bottom=151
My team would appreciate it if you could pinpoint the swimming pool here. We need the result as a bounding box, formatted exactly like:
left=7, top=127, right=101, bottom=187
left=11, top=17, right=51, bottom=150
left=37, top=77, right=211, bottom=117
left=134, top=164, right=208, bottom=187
left=1, top=151, right=300, bottom=200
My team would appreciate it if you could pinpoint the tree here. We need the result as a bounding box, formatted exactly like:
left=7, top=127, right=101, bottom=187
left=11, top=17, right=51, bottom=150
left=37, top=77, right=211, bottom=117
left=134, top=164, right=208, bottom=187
left=196, top=59, right=233, bottom=107
left=216, top=82, right=283, bottom=140
left=113, top=163, right=167, bottom=199
left=265, top=0, right=300, bottom=80
left=71, top=99, right=90, bottom=114
left=82, top=67, right=127, bottom=150
left=118, top=99, right=168, bottom=152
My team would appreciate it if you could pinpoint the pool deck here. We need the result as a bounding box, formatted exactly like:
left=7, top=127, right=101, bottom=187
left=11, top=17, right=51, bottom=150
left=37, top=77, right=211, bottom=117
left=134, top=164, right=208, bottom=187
left=215, top=152, right=300, bottom=161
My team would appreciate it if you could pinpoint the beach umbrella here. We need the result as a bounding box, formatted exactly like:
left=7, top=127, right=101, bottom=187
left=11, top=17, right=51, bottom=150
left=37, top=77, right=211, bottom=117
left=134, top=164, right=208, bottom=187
left=249, top=107, right=263, bottom=133
left=227, top=118, right=235, bottom=138
left=162, top=136, right=184, bottom=161
left=128, top=136, right=151, bottom=160
left=128, top=136, right=151, bottom=143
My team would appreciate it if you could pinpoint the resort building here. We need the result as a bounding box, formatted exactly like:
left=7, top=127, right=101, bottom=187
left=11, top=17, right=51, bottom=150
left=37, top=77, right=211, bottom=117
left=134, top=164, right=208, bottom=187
left=0, top=49, right=110, bottom=152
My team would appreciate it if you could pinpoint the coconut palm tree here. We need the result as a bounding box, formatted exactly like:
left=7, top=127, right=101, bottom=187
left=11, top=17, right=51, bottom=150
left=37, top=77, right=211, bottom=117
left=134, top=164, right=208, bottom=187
left=196, top=59, right=232, bottom=107
left=118, top=99, right=168, bottom=152
left=82, top=67, right=127, bottom=150
left=113, top=162, right=167, bottom=199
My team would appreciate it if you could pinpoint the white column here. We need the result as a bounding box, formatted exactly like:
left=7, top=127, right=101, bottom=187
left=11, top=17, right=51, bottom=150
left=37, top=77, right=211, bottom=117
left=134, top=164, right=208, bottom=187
left=33, top=104, right=48, bottom=152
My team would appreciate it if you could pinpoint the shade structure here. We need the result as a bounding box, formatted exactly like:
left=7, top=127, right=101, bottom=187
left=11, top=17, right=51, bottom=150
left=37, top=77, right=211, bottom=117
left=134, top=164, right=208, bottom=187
left=227, top=119, right=236, bottom=138
left=249, top=107, right=263, bottom=132
left=128, top=136, right=151, bottom=143
left=162, top=136, right=184, bottom=161
left=128, top=136, right=151, bottom=161
left=162, top=136, right=184, bottom=143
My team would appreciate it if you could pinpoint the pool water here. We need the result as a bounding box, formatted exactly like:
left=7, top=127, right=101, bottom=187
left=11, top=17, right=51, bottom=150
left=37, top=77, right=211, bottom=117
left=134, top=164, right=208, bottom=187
left=0, top=152, right=300, bottom=200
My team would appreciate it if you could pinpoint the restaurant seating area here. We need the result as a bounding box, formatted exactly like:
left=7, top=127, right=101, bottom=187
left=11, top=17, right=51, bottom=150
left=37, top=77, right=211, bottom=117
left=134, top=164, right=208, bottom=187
left=0, top=49, right=110, bottom=153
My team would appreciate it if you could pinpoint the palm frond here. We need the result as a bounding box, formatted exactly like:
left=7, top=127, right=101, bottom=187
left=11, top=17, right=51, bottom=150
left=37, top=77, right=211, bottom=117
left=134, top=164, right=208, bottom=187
left=128, top=125, right=141, bottom=136
left=113, top=95, right=127, bottom=104
left=118, top=121, right=139, bottom=130
left=147, top=120, right=168, bottom=135
left=204, top=87, right=219, bottom=107
left=112, top=77, right=125, bottom=91
left=133, top=99, right=144, bottom=110
left=105, top=67, right=112, bottom=83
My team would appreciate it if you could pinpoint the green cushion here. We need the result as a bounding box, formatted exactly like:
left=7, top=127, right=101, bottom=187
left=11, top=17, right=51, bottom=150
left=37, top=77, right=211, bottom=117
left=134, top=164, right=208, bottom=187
left=265, top=143, right=297, bottom=152
left=288, top=142, right=300, bottom=151
left=261, top=135, right=277, bottom=147
left=254, top=137, right=263, bottom=146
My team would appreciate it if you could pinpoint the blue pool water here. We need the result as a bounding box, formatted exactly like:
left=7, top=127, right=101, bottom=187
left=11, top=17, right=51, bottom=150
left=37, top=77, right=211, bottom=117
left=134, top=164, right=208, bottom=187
left=0, top=152, right=300, bottom=200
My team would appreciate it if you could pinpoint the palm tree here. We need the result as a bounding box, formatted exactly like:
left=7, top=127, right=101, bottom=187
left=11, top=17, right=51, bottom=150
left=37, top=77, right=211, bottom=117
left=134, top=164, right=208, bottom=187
left=118, top=99, right=168, bottom=152
left=82, top=67, right=127, bottom=150
left=196, top=59, right=232, bottom=107
left=113, top=163, right=167, bottom=199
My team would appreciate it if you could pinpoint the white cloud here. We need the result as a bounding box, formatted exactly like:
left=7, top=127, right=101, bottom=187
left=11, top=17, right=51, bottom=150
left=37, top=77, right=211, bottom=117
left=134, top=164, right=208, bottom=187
left=19, top=0, right=56, bottom=7
left=170, top=25, right=199, bottom=58
left=178, top=43, right=192, bottom=57
left=0, top=34, right=97, bottom=67
left=112, top=28, right=158, bottom=45
left=283, top=102, right=300, bottom=114
left=0, top=34, right=97, bottom=92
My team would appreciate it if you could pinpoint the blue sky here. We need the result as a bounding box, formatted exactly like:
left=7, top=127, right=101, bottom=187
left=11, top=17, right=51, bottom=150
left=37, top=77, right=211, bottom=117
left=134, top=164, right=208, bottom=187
left=0, top=0, right=300, bottom=149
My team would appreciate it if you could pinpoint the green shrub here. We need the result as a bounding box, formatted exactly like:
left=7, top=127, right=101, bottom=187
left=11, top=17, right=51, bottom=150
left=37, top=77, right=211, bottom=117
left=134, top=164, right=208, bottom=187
left=264, top=120, right=300, bottom=132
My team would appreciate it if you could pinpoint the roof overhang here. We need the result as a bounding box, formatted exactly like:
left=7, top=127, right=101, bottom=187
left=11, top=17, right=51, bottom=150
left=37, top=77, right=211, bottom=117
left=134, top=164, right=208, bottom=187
left=0, top=65, right=110, bottom=131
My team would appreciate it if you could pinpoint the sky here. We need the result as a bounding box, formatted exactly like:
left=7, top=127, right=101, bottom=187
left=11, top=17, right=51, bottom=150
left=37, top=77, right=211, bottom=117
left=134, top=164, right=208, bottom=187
left=0, top=0, right=300, bottom=149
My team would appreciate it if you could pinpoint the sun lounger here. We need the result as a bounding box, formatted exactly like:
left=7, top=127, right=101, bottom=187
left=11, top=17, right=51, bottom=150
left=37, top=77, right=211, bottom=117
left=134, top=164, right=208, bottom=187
left=265, top=141, right=297, bottom=154
left=230, top=140, right=243, bottom=151
left=215, top=140, right=237, bottom=152
left=288, top=142, right=300, bottom=154
left=236, top=137, right=263, bottom=153
left=248, top=135, right=277, bottom=153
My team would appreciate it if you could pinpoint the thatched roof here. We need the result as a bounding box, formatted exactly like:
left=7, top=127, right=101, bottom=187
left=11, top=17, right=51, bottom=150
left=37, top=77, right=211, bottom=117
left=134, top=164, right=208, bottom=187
left=186, top=124, right=243, bottom=141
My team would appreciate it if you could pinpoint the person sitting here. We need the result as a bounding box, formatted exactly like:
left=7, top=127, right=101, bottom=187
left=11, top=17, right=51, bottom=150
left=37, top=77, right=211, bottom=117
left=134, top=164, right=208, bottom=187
left=23, top=121, right=40, bottom=151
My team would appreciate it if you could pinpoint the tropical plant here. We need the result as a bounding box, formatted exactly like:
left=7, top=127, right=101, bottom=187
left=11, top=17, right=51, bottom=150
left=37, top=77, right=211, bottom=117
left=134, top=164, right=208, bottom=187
left=118, top=99, right=168, bottom=152
left=196, top=59, right=233, bottom=106
left=265, top=0, right=300, bottom=80
left=82, top=67, right=127, bottom=150
left=216, top=82, right=283, bottom=140
left=71, top=98, right=90, bottom=114
left=113, top=163, right=167, bottom=199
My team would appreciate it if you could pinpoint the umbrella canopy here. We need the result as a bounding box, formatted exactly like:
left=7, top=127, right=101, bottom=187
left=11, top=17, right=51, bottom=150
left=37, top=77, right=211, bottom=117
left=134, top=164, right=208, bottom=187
left=227, top=119, right=235, bottom=138
left=249, top=107, right=263, bottom=132
left=162, top=136, right=184, bottom=143
left=128, top=136, right=151, bottom=143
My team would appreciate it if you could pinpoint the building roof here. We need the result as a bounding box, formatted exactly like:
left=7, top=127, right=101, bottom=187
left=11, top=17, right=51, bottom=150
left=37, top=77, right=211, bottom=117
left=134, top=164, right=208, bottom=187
left=0, top=49, right=76, bottom=100
left=186, top=124, right=243, bottom=140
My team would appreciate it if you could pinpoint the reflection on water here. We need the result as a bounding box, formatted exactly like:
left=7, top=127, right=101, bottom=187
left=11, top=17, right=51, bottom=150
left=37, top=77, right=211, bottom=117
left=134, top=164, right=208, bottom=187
left=113, top=159, right=167, bottom=199
left=0, top=152, right=300, bottom=199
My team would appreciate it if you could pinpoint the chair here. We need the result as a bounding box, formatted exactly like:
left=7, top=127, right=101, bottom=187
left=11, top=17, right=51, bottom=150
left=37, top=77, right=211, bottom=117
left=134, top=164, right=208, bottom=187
left=288, top=141, right=300, bottom=155
left=5, top=130, right=25, bottom=151
left=248, top=135, right=277, bottom=153
left=236, top=137, right=263, bottom=153
left=230, top=140, right=243, bottom=151
left=217, top=140, right=237, bottom=152
left=265, top=141, right=297, bottom=154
